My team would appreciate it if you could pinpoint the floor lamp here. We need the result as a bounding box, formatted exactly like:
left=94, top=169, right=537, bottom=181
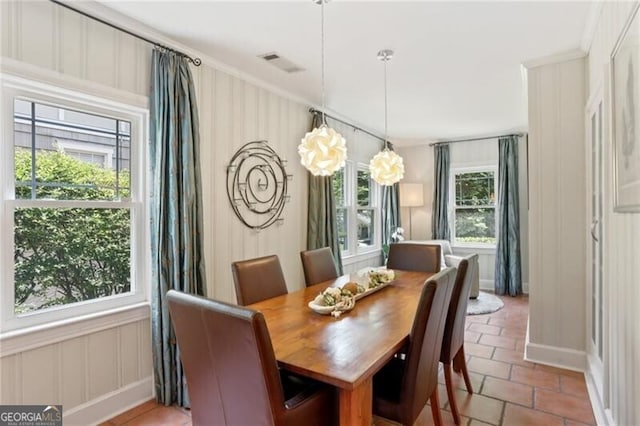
left=399, top=183, right=424, bottom=240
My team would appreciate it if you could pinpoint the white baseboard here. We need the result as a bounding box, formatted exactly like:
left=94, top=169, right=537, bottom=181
left=64, top=377, right=154, bottom=426
left=524, top=341, right=587, bottom=371
left=479, top=279, right=494, bottom=291
left=479, top=280, right=529, bottom=294
left=584, top=367, right=613, bottom=426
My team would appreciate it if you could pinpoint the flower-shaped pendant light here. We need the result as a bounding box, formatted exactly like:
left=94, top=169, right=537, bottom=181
left=298, top=0, right=347, bottom=176
left=369, top=49, right=404, bottom=186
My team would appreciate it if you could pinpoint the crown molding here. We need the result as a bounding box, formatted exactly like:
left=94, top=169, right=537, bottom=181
left=580, top=0, right=604, bottom=53
left=522, top=49, right=587, bottom=70
left=55, top=0, right=314, bottom=109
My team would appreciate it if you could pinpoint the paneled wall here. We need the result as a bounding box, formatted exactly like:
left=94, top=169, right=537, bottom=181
left=586, top=2, right=640, bottom=424
left=0, top=1, right=311, bottom=423
left=192, top=66, right=310, bottom=302
left=0, top=1, right=150, bottom=96
left=0, top=320, right=153, bottom=424
left=526, top=57, right=587, bottom=364
left=1, top=1, right=155, bottom=424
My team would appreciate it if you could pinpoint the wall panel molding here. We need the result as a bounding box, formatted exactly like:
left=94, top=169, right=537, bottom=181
left=64, top=377, right=153, bottom=426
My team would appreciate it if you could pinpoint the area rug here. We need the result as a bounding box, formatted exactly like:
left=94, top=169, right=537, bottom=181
left=467, top=291, right=504, bottom=315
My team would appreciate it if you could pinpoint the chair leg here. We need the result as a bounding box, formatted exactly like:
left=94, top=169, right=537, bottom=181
left=430, top=388, right=443, bottom=426
left=453, top=345, right=473, bottom=394
left=443, top=362, right=461, bottom=425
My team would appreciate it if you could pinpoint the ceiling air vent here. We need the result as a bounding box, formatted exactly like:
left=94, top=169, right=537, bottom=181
left=259, top=52, right=305, bottom=74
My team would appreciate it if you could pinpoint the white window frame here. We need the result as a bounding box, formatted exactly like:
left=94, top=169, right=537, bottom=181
left=338, top=161, right=381, bottom=260
left=0, top=73, right=149, bottom=335
left=449, top=166, right=498, bottom=248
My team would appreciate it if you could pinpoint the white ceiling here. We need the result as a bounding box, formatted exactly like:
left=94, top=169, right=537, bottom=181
left=97, top=1, right=594, bottom=143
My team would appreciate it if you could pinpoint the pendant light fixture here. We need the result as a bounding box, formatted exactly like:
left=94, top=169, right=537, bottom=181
left=369, top=49, right=404, bottom=186
left=298, top=0, right=347, bottom=177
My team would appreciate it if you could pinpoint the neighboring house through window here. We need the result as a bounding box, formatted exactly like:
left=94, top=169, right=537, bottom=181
left=1, top=74, right=148, bottom=333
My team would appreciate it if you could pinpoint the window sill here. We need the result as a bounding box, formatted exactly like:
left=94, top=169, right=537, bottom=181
left=451, top=244, right=497, bottom=254
left=0, top=302, right=150, bottom=357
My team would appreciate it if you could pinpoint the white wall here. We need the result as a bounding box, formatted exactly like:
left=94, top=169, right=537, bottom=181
left=0, top=1, right=312, bottom=424
left=526, top=56, right=587, bottom=368
left=396, top=144, right=434, bottom=241
left=586, top=2, right=640, bottom=424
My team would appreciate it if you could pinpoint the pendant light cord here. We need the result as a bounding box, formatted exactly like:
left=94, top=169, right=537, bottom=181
left=384, top=55, right=388, bottom=150
left=321, top=0, right=326, bottom=125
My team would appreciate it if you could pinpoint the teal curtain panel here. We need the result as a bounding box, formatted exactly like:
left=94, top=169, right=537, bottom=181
left=431, top=144, right=451, bottom=240
left=149, top=49, right=207, bottom=407
left=494, top=136, right=522, bottom=296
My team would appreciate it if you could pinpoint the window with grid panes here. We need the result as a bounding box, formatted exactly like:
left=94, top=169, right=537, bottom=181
left=1, top=76, right=148, bottom=332
left=451, top=169, right=497, bottom=245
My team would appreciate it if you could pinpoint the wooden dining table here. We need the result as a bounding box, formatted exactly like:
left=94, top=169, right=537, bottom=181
left=248, top=269, right=433, bottom=426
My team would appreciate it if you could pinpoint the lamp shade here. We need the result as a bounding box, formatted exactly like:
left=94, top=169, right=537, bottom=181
left=299, top=124, right=347, bottom=176
left=370, top=149, right=404, bottom=186
left=399, top=183, right=424, bottom=207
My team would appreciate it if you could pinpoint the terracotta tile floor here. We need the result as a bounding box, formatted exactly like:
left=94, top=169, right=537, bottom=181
left=102, top=294, right=596, bottom=426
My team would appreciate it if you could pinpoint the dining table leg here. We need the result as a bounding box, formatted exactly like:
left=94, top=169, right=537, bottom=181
left=338, top=377, right=373, bottom=426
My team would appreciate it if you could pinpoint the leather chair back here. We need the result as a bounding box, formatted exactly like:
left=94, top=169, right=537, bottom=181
left=300, top=247, right=339, bottom=287
left=167, top=290, right=285, bottom=425
left=398, top=267, right=456, bottom=422
left=386, top=243, right=442, bottom=273
left=441, top=254, right=478, bottom=363
left=232, top=255, right=288, bottom=305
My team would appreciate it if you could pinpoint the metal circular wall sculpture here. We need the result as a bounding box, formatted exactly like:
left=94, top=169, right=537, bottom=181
left=226, top=140, right=291, bottom=230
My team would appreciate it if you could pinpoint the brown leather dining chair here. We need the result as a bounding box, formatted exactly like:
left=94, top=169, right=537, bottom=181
left=386, top=243, right=442, bottom=273
left=300, top=247, right=339, bottom=287
left=372, top=267, right=456, bottom=426
left=441, top=254, right=478, bottom=424
left=167, top=290, right=338, bottom=426
left=232, top=254, right=288, bottom=305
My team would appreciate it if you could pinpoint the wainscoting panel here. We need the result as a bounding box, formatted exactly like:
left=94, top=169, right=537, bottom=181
left=0, top=355, right=20, bottom=404
left=21, top=345, right=57, bottom=404
left=87, top=329, right=119, bottom=401
left=60, top=337, right=86, bottom=410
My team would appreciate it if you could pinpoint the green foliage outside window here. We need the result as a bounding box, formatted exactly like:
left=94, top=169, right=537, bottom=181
left=13, top=149, right=131, bottom=314
left=454, top=171, right=496, bottom=244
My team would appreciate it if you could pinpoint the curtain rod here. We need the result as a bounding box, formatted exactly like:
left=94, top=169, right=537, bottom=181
left=309, top=108, right=392, bottom=149
left=49, top=0, right=202, bottom=66
left=429, top=133, right=525, bottom=146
